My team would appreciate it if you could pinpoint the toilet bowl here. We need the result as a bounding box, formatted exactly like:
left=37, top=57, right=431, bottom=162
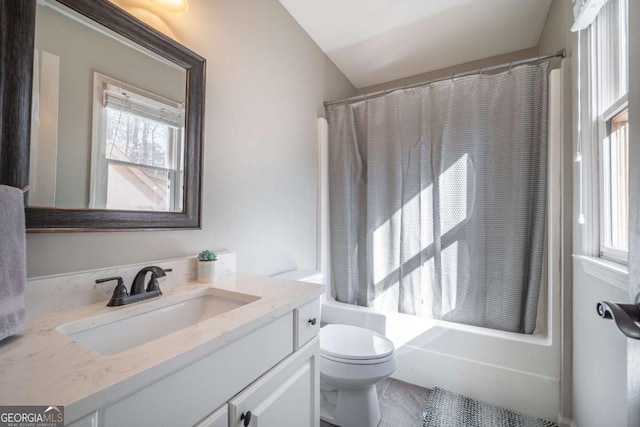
left=272, top=270, right=396, bottom=427
left=319, top=324, right=396, bottom=427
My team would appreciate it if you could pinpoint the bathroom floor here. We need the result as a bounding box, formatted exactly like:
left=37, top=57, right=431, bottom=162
left=320, top=378, right=430, bottom=427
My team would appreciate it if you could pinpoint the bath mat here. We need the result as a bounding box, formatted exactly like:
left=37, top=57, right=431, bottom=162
left=422, top=388, right=558, bottom=427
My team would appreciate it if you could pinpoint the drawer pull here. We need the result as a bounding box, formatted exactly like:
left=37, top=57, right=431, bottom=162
left=241, top=411, right=252, bottom=426
left=308, top=318, right=317, bottom=326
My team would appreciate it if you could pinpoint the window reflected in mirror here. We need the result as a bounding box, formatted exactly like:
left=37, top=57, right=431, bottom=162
left=91, top=73, right=184, bottom=212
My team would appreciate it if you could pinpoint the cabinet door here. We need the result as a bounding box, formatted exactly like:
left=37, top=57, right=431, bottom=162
left=196, top=405, right=228, bottom=427
left=229, top=338, right=319, bottom=427
left=66, top=411, right=99, bottom=427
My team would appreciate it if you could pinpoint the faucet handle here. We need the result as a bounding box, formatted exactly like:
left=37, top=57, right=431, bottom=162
left=96, top=276, right=124, bottom=285
left=145, top=268, right=172, bottom=294
left=96, top=277, right=129, bottom=307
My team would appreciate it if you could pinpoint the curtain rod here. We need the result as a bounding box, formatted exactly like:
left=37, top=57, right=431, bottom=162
left=324, top=48, right=566, bottom=108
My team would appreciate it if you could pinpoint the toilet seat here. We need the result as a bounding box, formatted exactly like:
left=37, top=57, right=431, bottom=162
left=320, top=324, right=395, bottom=365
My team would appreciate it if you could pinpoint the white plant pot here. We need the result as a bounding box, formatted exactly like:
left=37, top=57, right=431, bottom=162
left=197, top=260, right=217, bottom=283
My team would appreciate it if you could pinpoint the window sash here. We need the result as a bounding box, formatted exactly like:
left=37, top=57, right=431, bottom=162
left=106, top=157, right=174, bottom=173
left=594, top=0, right=628, bottom=112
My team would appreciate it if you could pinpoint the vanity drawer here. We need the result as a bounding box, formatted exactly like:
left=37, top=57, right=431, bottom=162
left=295, top=298, right=320, bottom=349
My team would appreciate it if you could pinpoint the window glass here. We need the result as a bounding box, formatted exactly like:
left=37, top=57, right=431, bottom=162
left=602, top=108, right=628, bottom=252
left=105, top=108, right=171, bottom=169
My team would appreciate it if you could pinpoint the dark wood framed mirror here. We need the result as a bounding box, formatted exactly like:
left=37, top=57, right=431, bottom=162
left=0, top=0, right=205, bottom=231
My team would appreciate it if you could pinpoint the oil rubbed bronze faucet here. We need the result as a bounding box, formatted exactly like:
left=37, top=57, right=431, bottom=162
left=97, top=266, right=172, bottom=307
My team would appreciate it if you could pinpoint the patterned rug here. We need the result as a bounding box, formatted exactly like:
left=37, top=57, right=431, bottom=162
left=423, top=388, right=558, bottom=427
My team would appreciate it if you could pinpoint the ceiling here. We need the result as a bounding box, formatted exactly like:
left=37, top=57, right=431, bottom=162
left=277, top=0, right=553, bottom=89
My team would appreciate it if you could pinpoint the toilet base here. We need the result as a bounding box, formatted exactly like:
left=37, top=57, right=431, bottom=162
left=320, top=385, right=380, bottom=427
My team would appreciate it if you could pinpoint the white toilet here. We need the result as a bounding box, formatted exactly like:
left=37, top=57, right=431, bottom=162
left=273, top=270, right=397, bottom=427
left=319, top=324, right=396, bottom=427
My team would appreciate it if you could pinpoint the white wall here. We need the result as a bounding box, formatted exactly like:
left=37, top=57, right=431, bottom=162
left=25, top=0, right=355, bottom=277
left=356, top=47, right=539, bottom=95
left=572, top=260, right=628, bottom=427
left=537, top=1, right=631, bottom=426
left=626, top=0, right=640, bottom=425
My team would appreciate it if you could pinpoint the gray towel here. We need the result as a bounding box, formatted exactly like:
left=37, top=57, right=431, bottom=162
left=0, top=185, right=26, bottom=341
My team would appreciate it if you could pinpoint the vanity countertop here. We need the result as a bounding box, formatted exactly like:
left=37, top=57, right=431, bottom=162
left=0, top=273, right=323, bottom=421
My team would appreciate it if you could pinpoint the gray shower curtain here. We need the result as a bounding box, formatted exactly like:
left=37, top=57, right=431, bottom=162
left=326, top=63, right=548, bottom=334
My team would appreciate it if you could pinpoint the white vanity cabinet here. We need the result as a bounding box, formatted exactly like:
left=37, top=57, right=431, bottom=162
left=96, top=297, right=320, bottom=427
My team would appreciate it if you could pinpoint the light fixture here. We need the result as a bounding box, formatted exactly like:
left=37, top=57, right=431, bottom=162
left=126, top=7, right=179, bottom=39
left=150, top=0, right=188, bottom=14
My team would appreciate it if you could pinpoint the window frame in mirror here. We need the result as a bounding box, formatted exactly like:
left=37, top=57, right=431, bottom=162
left=24, top=0, right=205, bottom=231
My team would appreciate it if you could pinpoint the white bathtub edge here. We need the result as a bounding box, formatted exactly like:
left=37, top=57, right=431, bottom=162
left=393, top=345, right=560, bottom=422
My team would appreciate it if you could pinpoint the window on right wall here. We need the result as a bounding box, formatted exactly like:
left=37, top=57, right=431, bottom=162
left=592, top=0, right=629, bottom=263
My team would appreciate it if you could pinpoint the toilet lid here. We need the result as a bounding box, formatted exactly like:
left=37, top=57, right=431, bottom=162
left=320, top=324, right=395, bottom=361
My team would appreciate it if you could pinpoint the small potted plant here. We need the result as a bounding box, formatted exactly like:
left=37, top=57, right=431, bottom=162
left=197, top=250, right=218, bottom=283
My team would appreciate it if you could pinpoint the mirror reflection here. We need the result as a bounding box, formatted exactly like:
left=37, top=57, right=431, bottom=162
left=31, top=1, right=186, bottom=212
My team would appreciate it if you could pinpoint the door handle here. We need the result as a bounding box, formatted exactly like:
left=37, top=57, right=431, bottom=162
left=596, top=301, right=640, bottom=340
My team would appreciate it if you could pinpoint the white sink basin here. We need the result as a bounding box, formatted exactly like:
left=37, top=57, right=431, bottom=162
left=56, top=288, right=260, bottom=355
